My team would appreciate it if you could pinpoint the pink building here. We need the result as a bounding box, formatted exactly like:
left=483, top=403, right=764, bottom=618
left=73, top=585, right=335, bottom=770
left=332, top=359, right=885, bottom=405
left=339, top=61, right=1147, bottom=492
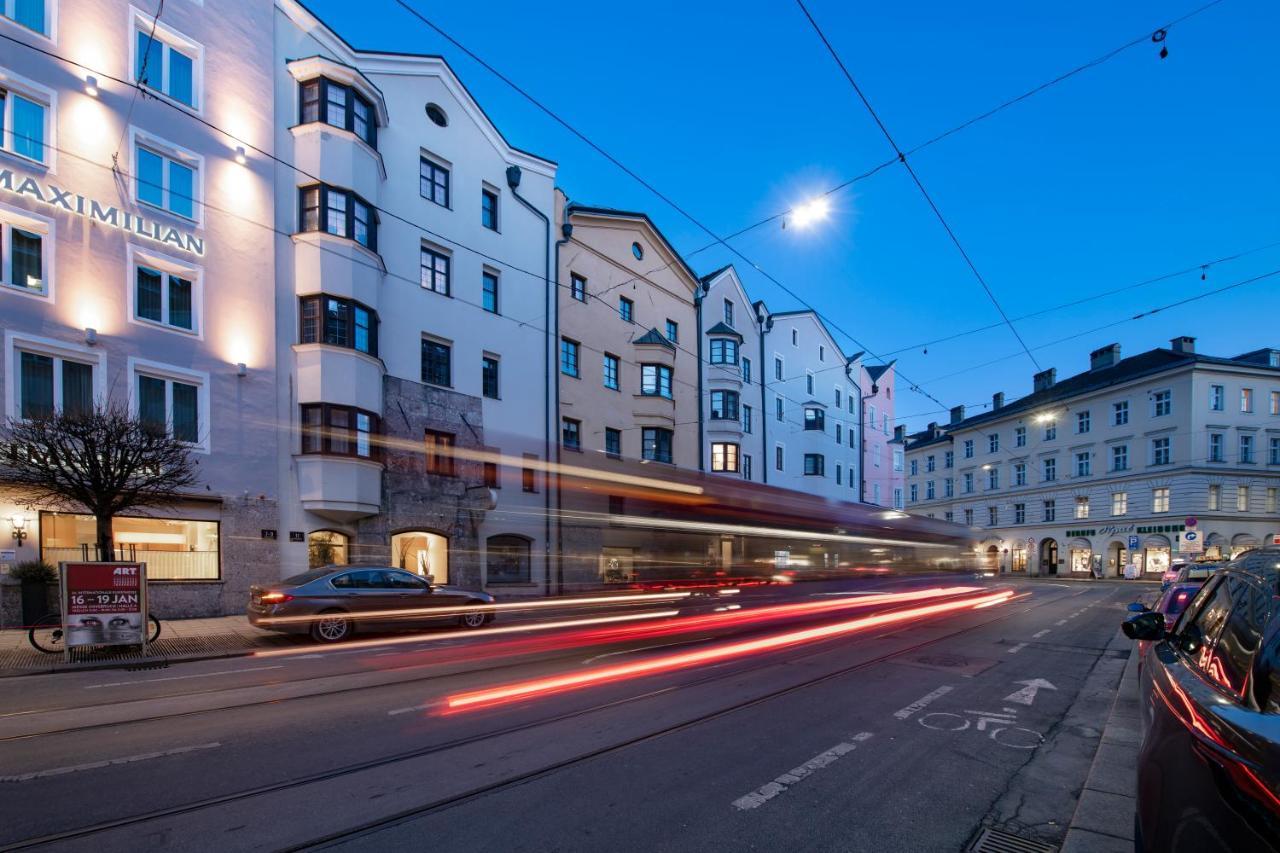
left=861, top=362, right=902, bottom=508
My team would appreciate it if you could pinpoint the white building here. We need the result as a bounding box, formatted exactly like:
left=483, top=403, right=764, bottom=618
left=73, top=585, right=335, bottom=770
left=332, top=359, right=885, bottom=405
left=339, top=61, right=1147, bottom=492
left=698, top=265, right=765, bottom=483
left=904, top=337, right=1280, bottom=577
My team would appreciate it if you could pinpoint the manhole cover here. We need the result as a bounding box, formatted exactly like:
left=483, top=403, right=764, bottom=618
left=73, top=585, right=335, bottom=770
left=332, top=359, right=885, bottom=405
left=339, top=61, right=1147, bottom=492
left=970, top=827, right=1056, bottom=853
left=898, top=653, right=998, bottom=677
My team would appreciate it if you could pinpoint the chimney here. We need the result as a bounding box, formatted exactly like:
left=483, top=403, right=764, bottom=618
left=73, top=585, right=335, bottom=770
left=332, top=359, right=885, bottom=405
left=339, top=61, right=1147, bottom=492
left=894, top=425, right=905, bottom=442
left=927, top=421, right=940, bottom=439
left=949, top=405, right=965, bottom=425
left=1033, top=368, right=1057, bottom=393
left=1090, top=343, right=1121, bottom=371
left=992, top=392, right=1004, bottom=410
left=1170, top=335, right=1196, bottom=354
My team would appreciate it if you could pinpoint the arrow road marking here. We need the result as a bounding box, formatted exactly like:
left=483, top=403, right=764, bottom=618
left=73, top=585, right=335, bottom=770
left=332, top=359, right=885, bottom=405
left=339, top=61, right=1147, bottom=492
left=1004, top=679, right=1058, bottom=706
left=732, top=732, right=873, bottom=810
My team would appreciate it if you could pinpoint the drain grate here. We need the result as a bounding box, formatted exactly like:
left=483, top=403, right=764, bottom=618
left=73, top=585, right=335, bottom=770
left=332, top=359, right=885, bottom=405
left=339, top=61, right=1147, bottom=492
left=969, top=827, right=1057, bottom=853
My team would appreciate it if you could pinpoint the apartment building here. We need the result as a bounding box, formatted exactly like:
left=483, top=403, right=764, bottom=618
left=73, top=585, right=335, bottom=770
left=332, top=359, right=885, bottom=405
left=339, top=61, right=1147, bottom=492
left=698, top=265, right=765, bottom=483
left=861, top=361, right=900, bottom=507
left=904, top=337, right=1280, bottom=577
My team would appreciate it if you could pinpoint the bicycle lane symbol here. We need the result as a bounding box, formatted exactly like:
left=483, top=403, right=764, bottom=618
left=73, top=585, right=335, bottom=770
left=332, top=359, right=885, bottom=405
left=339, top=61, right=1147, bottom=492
left=918, top=707, right=1043, bottom=749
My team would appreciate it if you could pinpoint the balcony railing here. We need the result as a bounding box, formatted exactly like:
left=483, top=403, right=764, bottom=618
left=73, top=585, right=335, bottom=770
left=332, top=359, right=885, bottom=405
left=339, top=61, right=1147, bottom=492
left=42, top=547, right=220, bottom=580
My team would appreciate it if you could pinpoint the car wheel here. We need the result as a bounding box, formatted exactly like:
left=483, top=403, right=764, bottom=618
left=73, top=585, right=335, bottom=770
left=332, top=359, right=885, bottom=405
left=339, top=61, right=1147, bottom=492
left=459, top=610, right=488, bottom=629
left=311, top=611, right=352, bottom=643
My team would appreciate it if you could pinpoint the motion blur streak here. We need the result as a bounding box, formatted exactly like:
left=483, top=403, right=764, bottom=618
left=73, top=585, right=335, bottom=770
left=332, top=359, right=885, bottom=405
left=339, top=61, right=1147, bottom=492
left=251, top=610, right=681, bottom=658
left=609, top=514, right=958, bottom=549
left=255, top=591, right=692, bottom=626
left=443, top=589, right=1015, bottom=712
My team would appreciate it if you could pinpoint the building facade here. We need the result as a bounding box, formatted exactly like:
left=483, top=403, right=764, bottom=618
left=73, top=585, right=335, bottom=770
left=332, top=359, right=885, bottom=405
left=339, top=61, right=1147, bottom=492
left=861, top=361, right=899, bottom=507
left=904, top=338, right=1280, bottom=577
left=698, top=265, right=764, bottom=483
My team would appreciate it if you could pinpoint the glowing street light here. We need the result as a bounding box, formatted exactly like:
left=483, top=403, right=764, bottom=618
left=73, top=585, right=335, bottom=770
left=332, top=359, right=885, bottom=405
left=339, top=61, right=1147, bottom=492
left=788, top=196, right=831, bottom=229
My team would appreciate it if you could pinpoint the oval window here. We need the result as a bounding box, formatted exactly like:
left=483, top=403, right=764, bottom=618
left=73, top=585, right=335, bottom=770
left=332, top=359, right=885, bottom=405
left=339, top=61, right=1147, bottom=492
left=631, top=242, right=643, bottom=260
left=425, top=103, right=448, bottom=127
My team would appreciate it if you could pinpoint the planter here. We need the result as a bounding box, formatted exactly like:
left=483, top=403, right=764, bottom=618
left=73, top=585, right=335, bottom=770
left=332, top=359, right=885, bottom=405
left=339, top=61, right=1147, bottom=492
left=21, top=582, right=57, bottom=626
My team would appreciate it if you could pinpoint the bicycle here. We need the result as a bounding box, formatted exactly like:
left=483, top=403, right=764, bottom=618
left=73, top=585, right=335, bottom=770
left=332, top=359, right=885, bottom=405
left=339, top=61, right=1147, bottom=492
left=28, top=612, right=162, bottom=653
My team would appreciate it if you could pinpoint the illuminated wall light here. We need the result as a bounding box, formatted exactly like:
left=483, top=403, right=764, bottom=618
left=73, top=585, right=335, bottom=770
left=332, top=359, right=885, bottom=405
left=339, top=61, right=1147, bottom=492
left=236, top=362, right=247, bottom=378
left=234, top=146, right=247, bottom=165
left=84, top=327, right=98, bottom=346
left=84, top=76, right=99, bottom=97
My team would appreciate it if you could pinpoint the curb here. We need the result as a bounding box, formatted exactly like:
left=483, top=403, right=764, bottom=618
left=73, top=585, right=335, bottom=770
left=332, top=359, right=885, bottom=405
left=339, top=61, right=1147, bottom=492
left=0, top=646, right=259, bottom=679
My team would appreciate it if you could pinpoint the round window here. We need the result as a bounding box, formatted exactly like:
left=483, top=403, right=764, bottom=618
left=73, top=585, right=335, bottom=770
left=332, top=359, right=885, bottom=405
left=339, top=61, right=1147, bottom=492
left=425, top=103, right=448, bottom=127
left=631, top=242, right=643, bottom=260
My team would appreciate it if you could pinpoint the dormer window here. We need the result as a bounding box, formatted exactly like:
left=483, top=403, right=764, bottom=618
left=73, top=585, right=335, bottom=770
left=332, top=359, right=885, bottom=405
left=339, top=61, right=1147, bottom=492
left=299, top=78, right=377, bottom=148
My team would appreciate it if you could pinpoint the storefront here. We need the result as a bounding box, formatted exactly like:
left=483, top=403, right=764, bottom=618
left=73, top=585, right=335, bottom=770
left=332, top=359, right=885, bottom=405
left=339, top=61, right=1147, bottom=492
left=1141, top=534, right=1171, bottom=577
left=1069, top=537, right=1093, bottom=575
left=40, top=512, right=221, bottom=581
left=1231, top=533, right=1259, bottom=560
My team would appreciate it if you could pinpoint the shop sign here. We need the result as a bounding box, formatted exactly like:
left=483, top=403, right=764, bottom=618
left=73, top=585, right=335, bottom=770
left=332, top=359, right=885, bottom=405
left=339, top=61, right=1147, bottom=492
left=0, top=169, right=205, bottom=257
left=1136, top=524, right=1184, bottom=534
left=1179, top=531, right=1203, bottom=554
left=1097, top=524, right=1136, bottom=536
left=60, top=562, right=147, bottom=657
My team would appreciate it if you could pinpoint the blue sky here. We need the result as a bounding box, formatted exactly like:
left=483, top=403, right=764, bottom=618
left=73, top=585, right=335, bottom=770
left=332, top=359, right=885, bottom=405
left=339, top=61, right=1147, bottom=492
left=308, top=0, right=1278, bottom=430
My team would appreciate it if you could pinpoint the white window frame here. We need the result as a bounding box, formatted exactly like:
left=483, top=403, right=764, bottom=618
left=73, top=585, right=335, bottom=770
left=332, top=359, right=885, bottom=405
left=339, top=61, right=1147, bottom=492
left=1241, top=388, right=1254, bottom=413
left=1152, top=487, right=1170, bottom=513
left=1151, top=388, right=1172, bottom=418
left=0, top=66, right=56, bottom=170
left=1112, top=492, right=1127, bottom=516
left=4, top=330, right=106, bottom=420
left=126, top=244, right=202, bottom=337
left=1209, top=384, right=1224, bottom=411
left=129, top=7, right=204, bottom=112
left=1113, top=400, right=1129, bottom=425
left=127, top=356, right=210, bottom=453
left=0, top=199, right=54, bottom=299
left=129, top=127, right=204, bottom=224
left=1, top=0, right=58, bottom=39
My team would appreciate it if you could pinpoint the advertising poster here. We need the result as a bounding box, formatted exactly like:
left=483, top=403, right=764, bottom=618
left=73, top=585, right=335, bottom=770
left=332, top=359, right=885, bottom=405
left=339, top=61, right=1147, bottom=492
left=60, top=562, right=147, bottom=651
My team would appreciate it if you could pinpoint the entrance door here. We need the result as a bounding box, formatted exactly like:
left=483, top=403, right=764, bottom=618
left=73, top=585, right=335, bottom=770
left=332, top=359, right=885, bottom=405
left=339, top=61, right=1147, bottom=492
left=1040, top=539, right=1059, bottom=575
left=1107, top=542, right=1127, bottom=577
left=984, top=546, right=999, bottom=572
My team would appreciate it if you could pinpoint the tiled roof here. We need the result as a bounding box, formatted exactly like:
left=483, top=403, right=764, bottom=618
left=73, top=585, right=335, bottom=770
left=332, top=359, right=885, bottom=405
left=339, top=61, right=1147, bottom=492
left=633, top=327, right=676, bottom=350
left=705, top=321, right=743, bottom=340
left=699, top=264, right=733, bottom=284
left=865, top=363, right=894, bottom=382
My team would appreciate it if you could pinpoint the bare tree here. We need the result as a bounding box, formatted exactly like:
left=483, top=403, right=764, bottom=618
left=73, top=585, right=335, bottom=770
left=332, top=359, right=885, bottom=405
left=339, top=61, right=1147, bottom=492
left=0, top=404, right=199, bottom=558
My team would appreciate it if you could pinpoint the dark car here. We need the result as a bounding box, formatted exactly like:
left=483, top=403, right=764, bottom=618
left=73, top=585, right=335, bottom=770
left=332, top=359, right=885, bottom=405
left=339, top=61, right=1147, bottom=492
left=1122, top=546, right=1280, bottom=852
left=248, top=566, right=496, bottom=643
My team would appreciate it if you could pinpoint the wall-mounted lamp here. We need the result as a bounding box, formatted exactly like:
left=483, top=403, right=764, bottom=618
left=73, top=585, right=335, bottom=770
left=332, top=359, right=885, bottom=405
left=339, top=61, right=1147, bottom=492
left=9, top=515, right=29, bottom=545
left=84, top=327, right=98, bottom=346
left=236, top=362, right=247, bottom=378
left=234, top=146, right=247, bottom=165
left=84, top=76, right=99, bottom=97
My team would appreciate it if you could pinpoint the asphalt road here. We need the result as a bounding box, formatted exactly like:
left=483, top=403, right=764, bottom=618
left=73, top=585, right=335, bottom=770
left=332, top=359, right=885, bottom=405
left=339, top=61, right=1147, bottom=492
left=0, top=577, right=1143, bottom=852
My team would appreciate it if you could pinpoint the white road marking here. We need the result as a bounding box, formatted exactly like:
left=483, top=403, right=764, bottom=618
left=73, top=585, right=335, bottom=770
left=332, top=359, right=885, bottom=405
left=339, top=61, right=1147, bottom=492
left=893, top=686, right=953, bottom=720
left=84, top=666, right=283, bottom=689
left=1055, top=619, right=1067, bottom=625
left=1005, top=679, right=1057, bottom=706
left=1032, top=630, right=1050, bottom=639
left=1007, top=643, right=1028, bottom=655
left=731, top=733, right=873, bottom=810
left=0, top=742, right=220, bottom=782
left=582, top=638, right=715, bottom=665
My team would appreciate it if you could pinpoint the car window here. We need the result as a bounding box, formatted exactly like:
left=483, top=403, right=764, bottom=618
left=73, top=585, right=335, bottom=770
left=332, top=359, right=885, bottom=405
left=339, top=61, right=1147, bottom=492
left=388, top=572, right=429, bottom=590
left=1183, top=567, right=1214, bottom=581
left=1212, top=575, right=1270, bottom=701
left=1173, top=575, right=1230, bottom=658
left=330, top=572, right=357, bottom=589
left=361, top=570, right=395, bottom=589
left=282, top=568, right=336, bottom=585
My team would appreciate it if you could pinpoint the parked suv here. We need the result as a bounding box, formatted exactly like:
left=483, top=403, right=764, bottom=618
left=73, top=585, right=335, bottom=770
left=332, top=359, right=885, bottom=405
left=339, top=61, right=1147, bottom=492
left=1122, top=546, right=1280, bottom=851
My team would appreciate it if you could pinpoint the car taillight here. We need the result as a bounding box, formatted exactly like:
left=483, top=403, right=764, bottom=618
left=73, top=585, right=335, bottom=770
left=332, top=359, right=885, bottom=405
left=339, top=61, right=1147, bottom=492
left=260, top=592, right=293, bottom=603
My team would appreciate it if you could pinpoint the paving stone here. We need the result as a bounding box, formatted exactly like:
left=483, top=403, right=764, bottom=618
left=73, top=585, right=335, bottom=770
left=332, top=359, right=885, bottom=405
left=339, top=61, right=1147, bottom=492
left=1072, top=788, right=1136, bottom=840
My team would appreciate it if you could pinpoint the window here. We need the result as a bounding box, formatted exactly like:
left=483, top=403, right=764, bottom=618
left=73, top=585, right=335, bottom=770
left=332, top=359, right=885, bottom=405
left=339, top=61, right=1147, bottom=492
left=1267, top=488, right=1277, bottom=514
left=723, top=299, right=734, bottom=326
left=0, top=83, right=46, bottom=162
left=741, top=357, right=751, bottom=384
left=1210, top=384, right=1225, bottom=411
left=1236, top=484, right=1249, bottom=512
left=791, top=329, right=797, bottom=346
left=1075, top=451, right=1091, bottom=477
left=631, top=241, right=643, bottom=260
left=988, top=433, right=999, bottom=453
left=1152, top=487, right=1170, bottom=513
left=1153, top=389, right=1171, bottom=417
left=711, top=442, right=740, bottom=473
left=710, top=390, right=739, bottom=420
left=775, top=445, right=784, bottom=471
left=641, top=364, right=672, bottom=398
left=835, top=424, right=842, bottom=443
left=1240, top=434, right=1255, bottom=464
left=964, top=508, right=974, bottom=526
left=484, top=461, right=500, bottom=489
left=299, top=295, right=376, bottom=355
left=298, top=78, right=376, bottom=146
left=419, top=339, right=451, bottom=387
left=522, top=454, right=538, bottom=492
left=481, top=189, right=498, bottom=230
left=1271, top=391, right=1280, bottom=416
left=1077, top=411, right=1090, bottom=434
left=423, top=430, right=456, bottom=476
left=1112, top=492, right=1127, bottom=516
left=944, top=511, right=953, bottom=522
left=41, top=514, right=219, bottom=580
left=0, top=214, right=47, bottom=294
left=482, top=270, right=499, bottom=314
left=1198, top=575, right=1268, bottom=697
left=1043, top=500, right=1056, bottom=522
left=420, top=156, right=449, bottom=207
left=926, top=455, right=935, bottom=472
left=1043, top=457, right=1057, bottom=482
left=570, top=273, right=587, bottom=302
left=803, top=454, right=825, bottom=476
left=486, top=535, right=531, bottom=584
left=17, top=350, right=94, bottom=419
left=709, top=338, right=739, bottom=365
left=806, top=373, right=814, bottom=395
left=1112, top=444, right=1128, bottom=471
left=665, top=320, right=678, bottom=343
left=299, top=185, right=376, bottom=250
left=892, top=447, right=902, bottom=472
left=619, top=296, right=633, bottom=323
left=560, top=338, right=579, bottom=377
left=137, top=141, right=197, bottom=220
left=135, top=24, right=197, bottom=107
left=868, top=404, right=876, bottom=427
left=987, top=466, right=999, bottom=490
left=1044, top=422, right=1057, bottom=441
left=944, top=477, right=954, bottom=498
left=1014, top=462, right=1026, bottom=486
left=804, top=407, right=825, bottom=431
left=605, top=428, right=621, bottom=459
left=300, top=404, right=379, bottom=460
left=602, top=353, right=619, bottom=390
left=1151, top=436, right=1171, bottom=466
left=742, top=404, right=752, bottom=434
left=963, top=472, right=973, bottom=494
left=137, top=372, right=200, bottom=445
left=944, top=451, right=954, bottom=469
left=482, top=356, right=499, bottom=399
left=925, top=480, right=934, bottom=499
left=988, top=506, right=998, bottom=527
left=642, top=427, right=672, bottom=463
left=1270, top=436, right=1280, bottom=465
left=743, top=455, right=752, bottom=481
left=1014, top=426, right=1026, bottom=447
left=419, top=245, right=450, bottom=294
left=909, top=459, right=918, bottom=476
left=1074, top=496, right=1089, bottom=519
left=819, top=346, right=825, bottom=362
left=835, top=388, right=842, bottom=408
left=561, top=417, right=581, bottom=450
left=776, top=397, right=783, bottom=422
left=774, top=357, right=783, bottom=381
left=1209, top=432, right=1224, bottom=462
left=1241, top=388, right=1254, bottom=413
left=1014, top=503, right=1025, bottom=524
left=1113, top=400, right=1129, bottom=425
left=2, top=0, right=46, bottom=33
left=1208, top=485, right=1220, bottom=511
left=963, top=439, right=974, bottom=459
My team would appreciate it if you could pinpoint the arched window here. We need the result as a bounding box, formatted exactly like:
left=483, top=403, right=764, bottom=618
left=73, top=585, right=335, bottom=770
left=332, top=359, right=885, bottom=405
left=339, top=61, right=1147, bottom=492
left=487, top=534, right=531, bottom=584
left=308, top=531, right=349, bottom=568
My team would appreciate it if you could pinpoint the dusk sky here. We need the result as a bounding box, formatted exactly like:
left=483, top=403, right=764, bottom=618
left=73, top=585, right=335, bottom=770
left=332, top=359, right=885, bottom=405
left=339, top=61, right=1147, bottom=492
left=307, top=0, right=1278, bottom=431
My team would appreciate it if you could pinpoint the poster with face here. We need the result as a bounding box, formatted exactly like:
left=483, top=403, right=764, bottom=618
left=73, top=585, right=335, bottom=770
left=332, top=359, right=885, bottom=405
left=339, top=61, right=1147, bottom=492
left=62, top=563, right=145, bottom=648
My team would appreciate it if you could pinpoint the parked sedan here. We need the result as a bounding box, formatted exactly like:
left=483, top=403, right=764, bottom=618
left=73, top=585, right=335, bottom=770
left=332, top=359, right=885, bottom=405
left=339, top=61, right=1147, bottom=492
left=248, top=566, right=496, bottom=643
left=1122, top=547, right=1280, bottom=852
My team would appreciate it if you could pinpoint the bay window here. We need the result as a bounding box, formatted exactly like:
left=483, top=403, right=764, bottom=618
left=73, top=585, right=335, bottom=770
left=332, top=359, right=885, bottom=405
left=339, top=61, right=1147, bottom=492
left=642, top=427, right=673, bottom=463
left=709, top=338, right=738, bottom=365
left=299, top=184, right=377, bottom=251
left=301, top=403, right=380, bottom=460
left=641, top=364, right=672, bottom=398
left=299, top=295, right=378, bottom=356
left=709, top=390, right=739, bottom=421
left=298, top=77, right=377, bottom=147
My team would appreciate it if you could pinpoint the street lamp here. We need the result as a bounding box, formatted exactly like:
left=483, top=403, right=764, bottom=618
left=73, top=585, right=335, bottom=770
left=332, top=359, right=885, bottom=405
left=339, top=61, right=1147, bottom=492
left=9, top=515, right=29, bottom=545
left=787, top=197, right=830, bottom=229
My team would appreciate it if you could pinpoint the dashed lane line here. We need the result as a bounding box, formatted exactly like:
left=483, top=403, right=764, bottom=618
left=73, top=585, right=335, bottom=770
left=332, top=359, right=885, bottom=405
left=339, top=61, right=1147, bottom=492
left=84, top=666, right=284, bottom=689
left=1032, top=630, right=1051, bottom=639
left=1007, top=643, right=1028, bottom=655
left=731, top=733, right=874, bottom=810
left=893, top=686, right=953, bottom=720
left=1, top=743, right=220, bottom=782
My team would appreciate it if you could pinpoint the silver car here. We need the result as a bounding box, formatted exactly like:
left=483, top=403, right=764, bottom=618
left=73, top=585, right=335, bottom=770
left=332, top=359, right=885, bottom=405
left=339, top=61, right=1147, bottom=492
left=248, top=565, right=496, bottom=643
